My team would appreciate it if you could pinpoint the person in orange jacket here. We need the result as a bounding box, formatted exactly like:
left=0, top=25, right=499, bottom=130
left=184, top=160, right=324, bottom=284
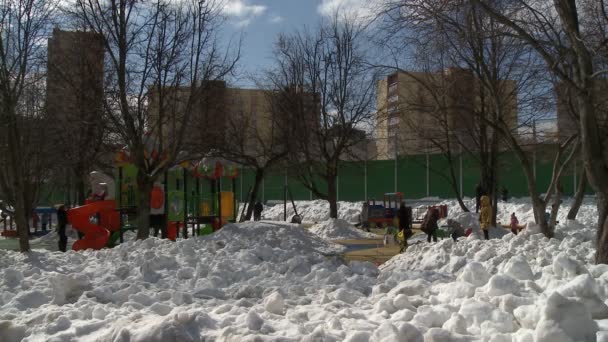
left=479, top=195, right=492, bottom=240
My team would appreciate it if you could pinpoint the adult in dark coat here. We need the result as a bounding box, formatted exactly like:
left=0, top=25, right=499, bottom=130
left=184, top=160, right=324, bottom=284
left=57, top=205, right=68, bottom=252
left=422, top=207, right=439, bottom=243
left=397, top=202, right=412, bottom=253
left=253, top=200, right=263, bottom=221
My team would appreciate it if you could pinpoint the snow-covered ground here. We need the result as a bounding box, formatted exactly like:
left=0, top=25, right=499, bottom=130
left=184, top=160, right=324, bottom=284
left=1, top=197, right=607, bottom=341
left=309, top=219, right=378, bottom=240
left=261, top=200, right=363, bottom=223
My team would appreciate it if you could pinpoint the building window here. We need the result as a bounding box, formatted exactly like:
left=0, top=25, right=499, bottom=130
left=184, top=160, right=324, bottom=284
left=388, top=94, right=398, bottom=103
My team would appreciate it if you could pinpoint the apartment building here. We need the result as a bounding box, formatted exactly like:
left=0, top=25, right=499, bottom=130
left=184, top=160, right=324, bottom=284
left=46, top=28, right=105, bottom=122
left=376, top=69, right=518, bottom=159
left=148, top=82, right=319, bottom=156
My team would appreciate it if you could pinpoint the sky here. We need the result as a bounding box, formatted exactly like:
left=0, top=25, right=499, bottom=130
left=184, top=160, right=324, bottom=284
left=221, top=0, right=374, bottom=87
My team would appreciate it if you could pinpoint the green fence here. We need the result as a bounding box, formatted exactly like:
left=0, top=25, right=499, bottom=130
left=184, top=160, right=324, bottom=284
left=37, top=148, right=590, bottom=206
left=235, top=149, right=589, bottom=203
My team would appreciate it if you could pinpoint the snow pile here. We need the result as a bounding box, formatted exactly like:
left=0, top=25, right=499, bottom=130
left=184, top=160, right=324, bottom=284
left=378, top=218, right=606, bottom=341
left=1, top=221, right=382, bottom=341
left=211, top=221, right=347, bottom=255
left=262, top=200, right=363, bottom=223
left=2, top=199, right=607, bottom=341
left=309, top=219, right=378, bottom=240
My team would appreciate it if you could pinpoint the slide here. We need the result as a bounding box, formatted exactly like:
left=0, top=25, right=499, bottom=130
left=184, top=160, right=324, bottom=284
left=68, top=200, right=120, bottom=251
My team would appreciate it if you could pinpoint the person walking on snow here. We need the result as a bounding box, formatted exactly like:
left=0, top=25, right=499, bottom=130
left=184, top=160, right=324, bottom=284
left=510, top=213, right=519, bottom=235
left=422, top=207, right=439, bottom=243
left=479, top=195, right=492, bottom=240
left=253, top=200, right=263, bottom=221
left=397, top=202, right=412, bottom=253
left=56, top=205, right=68, bottom=252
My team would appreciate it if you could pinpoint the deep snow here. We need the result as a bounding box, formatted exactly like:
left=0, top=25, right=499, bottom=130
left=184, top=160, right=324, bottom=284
left=1, top=197, right=607, bottom=341
left=309, top=219, right=378, bottom=240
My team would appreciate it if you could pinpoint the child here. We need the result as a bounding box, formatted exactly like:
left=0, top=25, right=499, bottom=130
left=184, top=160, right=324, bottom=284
left=41, top=212, right=50, bottom=231
left=446, top=219, right=465, bottom=241
left=510, top=213, right=519, bottom=235
left=384, top=225, right=395, bottom=246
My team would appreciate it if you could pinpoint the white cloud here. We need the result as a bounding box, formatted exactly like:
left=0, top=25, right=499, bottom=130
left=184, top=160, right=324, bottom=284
left=269, top=15, right=284, bottom=24
left=317, top=0, right=382, bottom=23
left=223, top=0, right=266, bottom=18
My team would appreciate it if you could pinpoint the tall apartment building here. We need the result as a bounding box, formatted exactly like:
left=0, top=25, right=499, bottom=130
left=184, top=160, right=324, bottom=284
left=376, top=69, right=518, bottom=159
left=148, top=82, right=319, bottom=156
left=46, top=29, right=105, bottom=122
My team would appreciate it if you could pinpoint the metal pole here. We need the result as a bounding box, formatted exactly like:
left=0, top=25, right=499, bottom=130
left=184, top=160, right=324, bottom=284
left=183, top=167, right=188, bottom=239
left=284, top=184, right=287, bottom=221
left=118, top=167, right=124, bottom=243
left=217, top=178, right=222, bottom=225
left=284, top=169, right=287, bottom=221
left=459, top=146, right=463, bottom=198
left=364, top=159, right=368, bottom=200
left=394, top=139, right=398, bottom=192
left=426, top=152, right=430, bottom=197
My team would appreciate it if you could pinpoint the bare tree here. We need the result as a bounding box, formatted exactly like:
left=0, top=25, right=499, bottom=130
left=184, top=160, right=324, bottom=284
left=214, top=91, right=289, bottom=221
left=379, top=0, right=580, bottom=235
left=470, top=0, right=608, bottom=262
left=71, top=0, right=239, bottom=239
left=46, top=29, right=110, bottom=205
left=0, top=0, right=56, bottom=252
left=269, top=15, right=376, bottom=219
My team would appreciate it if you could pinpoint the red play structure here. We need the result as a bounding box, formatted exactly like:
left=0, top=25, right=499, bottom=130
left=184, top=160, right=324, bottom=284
left=68, top=200, right=120, bottom=251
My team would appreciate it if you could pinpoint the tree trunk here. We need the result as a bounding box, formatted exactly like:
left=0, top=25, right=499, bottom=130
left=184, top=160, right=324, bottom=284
left=244, top=168, right=264, bottom=221
left=549, top=183, right=563, bottom=236
left=75, top=173, right=86, bottom=206
left=136, top=176, right=153, bottom=240
left=327, top=175, right=338, bottom=219
left=446, top=154, right=469, bottom=212
left=15, top=195, right=31, bottom=252
left=567, top=169, right=587, bottom=220
left=596, top=193, right=608, bottom=263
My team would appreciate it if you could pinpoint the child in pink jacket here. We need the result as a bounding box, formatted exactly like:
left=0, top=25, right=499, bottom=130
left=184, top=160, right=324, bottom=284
left=510, top=213, right=519, bottom=235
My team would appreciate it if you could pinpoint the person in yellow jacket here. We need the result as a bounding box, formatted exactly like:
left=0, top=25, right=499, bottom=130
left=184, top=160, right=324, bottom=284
left=479, top=195, right=492, bottom=240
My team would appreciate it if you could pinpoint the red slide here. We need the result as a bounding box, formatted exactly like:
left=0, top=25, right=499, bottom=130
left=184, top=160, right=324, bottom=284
left=68, top=200, right=120, bottom=251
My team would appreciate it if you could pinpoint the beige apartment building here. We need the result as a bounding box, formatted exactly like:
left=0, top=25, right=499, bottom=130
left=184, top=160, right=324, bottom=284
left=148, top=82, right=318, bottom=156
left=376, top=69, right=518, bottom=159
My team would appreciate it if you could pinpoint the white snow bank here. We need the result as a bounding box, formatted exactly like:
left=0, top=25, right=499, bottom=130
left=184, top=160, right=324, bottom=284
left=378, top=213, right=606, bottom=341
left=309, top=219, right=378, bottom=240
left=2, top=199, right=607, bottom=341
left=261, top=200, right=363, bottom=223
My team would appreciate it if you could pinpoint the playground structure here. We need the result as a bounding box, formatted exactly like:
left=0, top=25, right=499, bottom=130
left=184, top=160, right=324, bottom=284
left=66, top=149, right=238, bottom=251
left=362, top=192, right=448, bottom=228
left=1, top=206, right=56, bottom=238
left=184, top=158, right=238, bottom=237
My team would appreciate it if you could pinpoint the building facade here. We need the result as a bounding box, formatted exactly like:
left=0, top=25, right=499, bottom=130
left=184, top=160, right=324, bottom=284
left=376, top=69, right=518, bottom=159
left=46, top=29, right=105, bottom=122
left=148, top=82, right=319, bottom=157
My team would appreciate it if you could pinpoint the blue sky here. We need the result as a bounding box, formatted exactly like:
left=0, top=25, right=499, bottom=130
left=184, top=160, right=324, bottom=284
left=222, top=0, right=373, bottom=87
